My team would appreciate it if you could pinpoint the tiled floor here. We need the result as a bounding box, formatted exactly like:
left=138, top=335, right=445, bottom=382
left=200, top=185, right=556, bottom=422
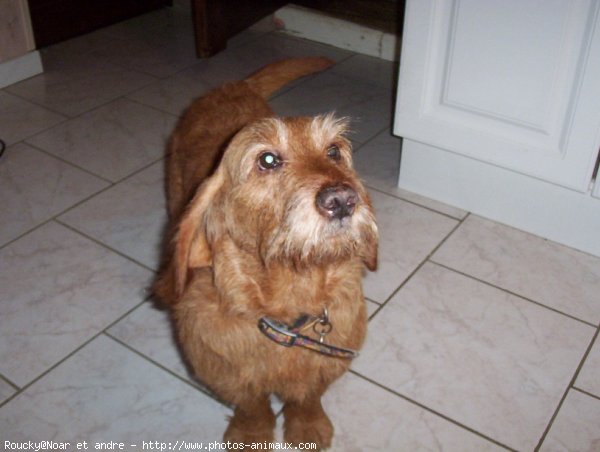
left=1, top=3, right=599, bottom=451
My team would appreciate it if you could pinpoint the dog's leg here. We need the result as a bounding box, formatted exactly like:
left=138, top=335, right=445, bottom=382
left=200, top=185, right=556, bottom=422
left=223, top=394, right=276, bottom=445
left=282, top=394, right=334, bottom=450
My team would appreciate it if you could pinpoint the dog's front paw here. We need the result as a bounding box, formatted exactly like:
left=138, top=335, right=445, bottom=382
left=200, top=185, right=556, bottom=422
left=284, top=411, right=334, bottom=451
left=223, top=404, right=276, bottom=448
left=223, top=421, right=275, bottom=445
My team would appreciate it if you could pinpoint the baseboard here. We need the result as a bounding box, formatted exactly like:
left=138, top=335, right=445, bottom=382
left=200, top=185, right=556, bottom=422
left=274, top=5, right=399, bottom=61
left=0, top=51, right=43, bottom=89
left=398, top=139, right=600, bottom=257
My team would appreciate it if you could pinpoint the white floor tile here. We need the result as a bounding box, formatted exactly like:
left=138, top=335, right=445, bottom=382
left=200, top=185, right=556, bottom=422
left=26, top=99, right=177, bottom=182
left=0, top=91, right=65, bottom=146
left=0, top=379, right=16, bottom=404
left=6, top=50, right=156, bottom=117
left=363, top=191, right=458, bottom=302
left=0, top=143, right=108, bottom=246
left=0, top=222, right=151, bottom=386
left=59, top=161, right=167, bottom=269
left=575, top=337, right=600, bottom=398
left=127, top=57, right=248, bottom=116
left=540, top=390, right=600, bottom=452
left=329, top=53, right=397, bottom=92
left=108, top=301, right=191, bottom=383
left=99, top=30, right=200, bottom=78
left=432, top=215, right=600, bottom=323
left=128, top=31, right=350, bottom=117
left=354, top=128, right=402, bottom=186
left=355, top=263, right=594, bottom=451
left=226, top=32, right=354, bottom=74
left=0, top=335, right=230, bottom=443
left=323, top=373, right=506, bottom=451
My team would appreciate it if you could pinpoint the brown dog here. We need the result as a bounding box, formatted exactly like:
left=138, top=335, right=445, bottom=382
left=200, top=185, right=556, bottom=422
left=154, top=57, right=378, bottom=449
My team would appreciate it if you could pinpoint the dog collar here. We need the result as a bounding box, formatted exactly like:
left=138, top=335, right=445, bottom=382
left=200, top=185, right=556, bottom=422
left=258, top=309, right=359, bottom=359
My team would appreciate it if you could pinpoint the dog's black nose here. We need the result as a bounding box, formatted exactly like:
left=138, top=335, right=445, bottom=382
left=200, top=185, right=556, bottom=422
left=316, top=185, right=358, bottom=220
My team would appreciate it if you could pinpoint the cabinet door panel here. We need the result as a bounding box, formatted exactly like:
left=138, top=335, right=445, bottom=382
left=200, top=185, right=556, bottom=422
left=394, top=0, right=600, bottom=192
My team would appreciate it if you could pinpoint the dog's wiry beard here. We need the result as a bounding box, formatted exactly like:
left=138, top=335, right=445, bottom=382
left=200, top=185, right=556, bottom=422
left=262, top=186, right=377, bottom=268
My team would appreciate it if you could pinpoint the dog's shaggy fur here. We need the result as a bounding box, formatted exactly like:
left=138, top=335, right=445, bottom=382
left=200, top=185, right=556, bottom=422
left=154, top=57, right=378, bottom=449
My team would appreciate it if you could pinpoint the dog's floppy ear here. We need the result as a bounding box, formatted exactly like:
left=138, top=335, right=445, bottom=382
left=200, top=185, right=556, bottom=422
left=361, top=236, right=379, bottom=271
left=174, top=168, right=225, bottom=296
left=359, top=199, right=379, bottom=271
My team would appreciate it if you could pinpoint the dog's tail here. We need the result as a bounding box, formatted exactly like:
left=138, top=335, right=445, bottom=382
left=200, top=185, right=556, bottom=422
left=245, top=57, right=334, bottom=99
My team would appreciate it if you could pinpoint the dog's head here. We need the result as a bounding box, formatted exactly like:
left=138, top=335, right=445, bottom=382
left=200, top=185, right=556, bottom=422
left=174, top=114, right=378, bottom=295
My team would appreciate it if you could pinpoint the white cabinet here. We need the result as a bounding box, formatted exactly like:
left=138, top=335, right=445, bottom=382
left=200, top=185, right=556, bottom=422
left=394, top=0, right=600, bottom=257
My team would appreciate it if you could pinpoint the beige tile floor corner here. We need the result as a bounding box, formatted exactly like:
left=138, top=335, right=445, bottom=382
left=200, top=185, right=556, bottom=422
left=1, top=4, right=599, bottom=451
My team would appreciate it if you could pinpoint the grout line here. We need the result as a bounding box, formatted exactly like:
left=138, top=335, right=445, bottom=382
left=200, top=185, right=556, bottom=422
left=104, top=154, right=166, bottom=185
left=270, top=29, right=359, bottom=62
left=107, top=59, right=176, bottom=80
left=103, top=332, right=233, bottom=410
left=349, top=370, right=516, bottom=451
left=352, top=124, right=390, bottom=151
left=352, top=125, right=390, bottom=153
left=429, top=261, right=598, bottom=329
left=48, top=183, right=117, bottom=216
left=14, top=104, right=171, bottom=189
left=3, top=89, right=72, bottom=119
left=311, top=55, right=394, bottom=93
left=0, top=293, right=156, bottom=410
left=267, top=46, right=356, bottom=102
left=40, top=58, right=159, bottom=115
left=369, top=214, right=468, bottom=319
left=534, top=326, right=599, bottom=451
left=0, top=170, right=119, bottom=254
left=365, top=296, right=381, bottom=305
left=50, top=154, right=166, bottom=222
left=0, top=169, right=123, bottom=253
left=0, top=312, right=139, bottom=410
left=84, top=75, right=163, bottom=112
left=92, top=239, right=230, bottom=415
left=367, top=185, right=466, bottom=221
left=102, top=295, right=153, bottom=332
left=7, top=87, right=135, bottom=121
left=269, top=71, right=325, bottom=101
left=572, top=385, right=600, bottom=402
left=0, top=373, right=20, bottom=392
left=0, top=218, right=56, bottom=252
left=24, top=141, right=115, bottom=184
left=54, top=219, right=157, bottom=274
left=125, top=96, right=181, bottom=119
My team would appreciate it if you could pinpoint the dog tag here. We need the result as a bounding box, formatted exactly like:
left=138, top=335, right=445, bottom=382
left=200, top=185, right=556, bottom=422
left=313, top=318, right=333, bottom=343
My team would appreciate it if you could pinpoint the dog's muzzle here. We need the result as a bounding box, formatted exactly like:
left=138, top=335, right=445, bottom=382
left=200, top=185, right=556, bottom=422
left=316, top=184, right=358, bottom=220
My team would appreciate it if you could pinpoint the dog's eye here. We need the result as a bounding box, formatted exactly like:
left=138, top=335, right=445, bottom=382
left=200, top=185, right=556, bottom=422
left=326, top=145, right=341, bottom=161
left=257, top=151, right=282, bottom=171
